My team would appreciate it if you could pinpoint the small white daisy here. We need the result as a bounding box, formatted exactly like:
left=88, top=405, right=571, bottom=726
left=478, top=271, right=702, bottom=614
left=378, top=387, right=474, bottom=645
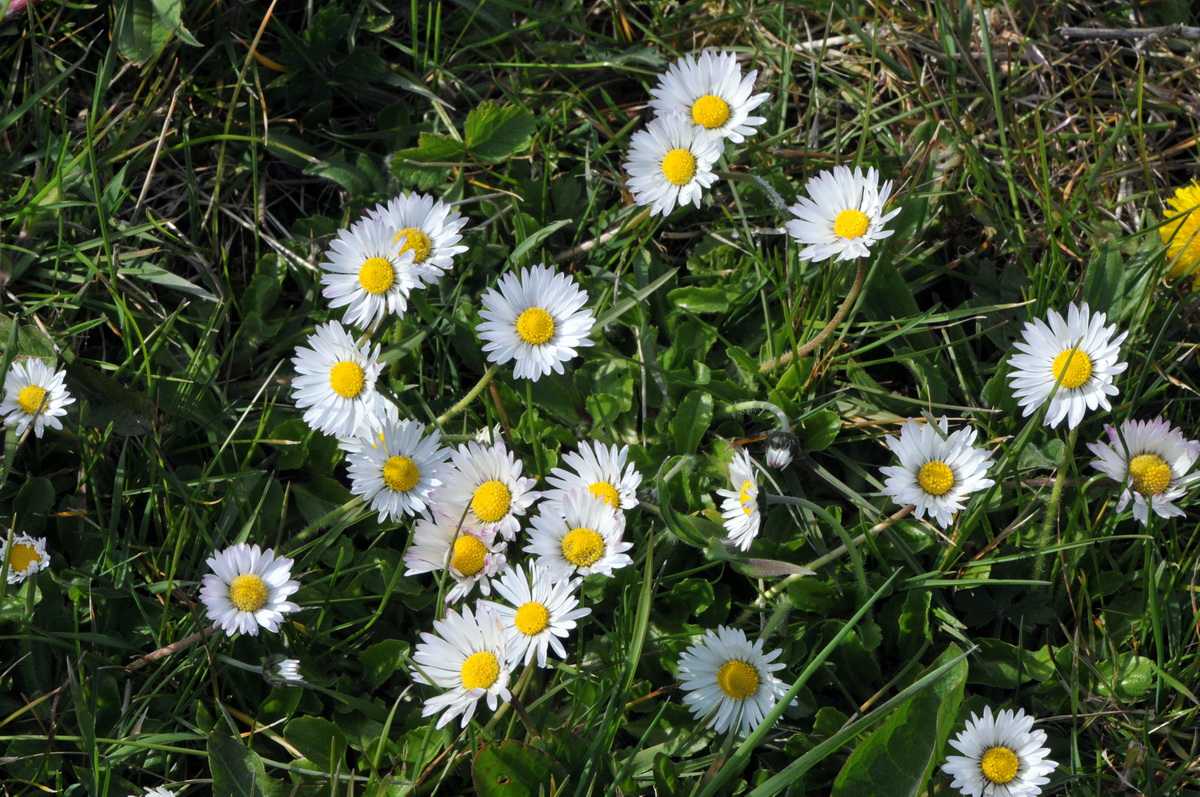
left=1, top=532, right=48, bottom=584
left=1087, top=417, right=1200, bottom=525
left=647, top=50, right=770, bottom=143
left=319, top=215, right=421, bottom=330
left=365, top=191, right=469, bottom=285
left=131, top=788, right=177, bottom=797
left=403, top=513, right=508, bottom=604
left=482, top=563, right=591, bottom=669
left=716, top=450, right=761, bottom=550
left=524, top=490, right=633, bottom=582
left=878, top=417, right=996, bottom=530
left=676, top=625, right=792, bottom=737
left=477, top=264, right=595, bottom=382
left=410, top=603, right=511, bottom=729
left=432, top=441, right=539, bottom=541
left=291, top=320, right=385, bottom=438
left=1006, top=302, right=1128, bottom=430
left=0, top=359, right=74, bottom=438
left=346, top=418, right=451, bottom=522
left=623, top=113, right=723, bottom=217
left=784, top=165, right=900, bottom=262
left=942, top=706, right=1058, bottom=797
left=542, top=440, right=643, bottom=518
left=199, top=543, right=300, bottom=637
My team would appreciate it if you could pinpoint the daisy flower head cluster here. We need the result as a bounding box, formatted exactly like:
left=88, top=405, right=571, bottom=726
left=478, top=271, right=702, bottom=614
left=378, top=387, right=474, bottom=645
left=879, top=417, right=996, bottom=530
left=676, top=625, right=793, bottom=737
left=1087, top=417, right=1200, bottom=525
left=1160, top=180, right=1200, bottom=286
left=943, top=706, right=1058, bottom=796
left=1, top=358, right=74, bottom=439
left=1, top=531, right=48, bottom=583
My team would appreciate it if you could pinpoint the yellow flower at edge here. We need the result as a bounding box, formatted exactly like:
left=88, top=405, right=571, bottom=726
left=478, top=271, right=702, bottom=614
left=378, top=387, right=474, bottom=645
left=1160, top=181, right=1200, bottom=285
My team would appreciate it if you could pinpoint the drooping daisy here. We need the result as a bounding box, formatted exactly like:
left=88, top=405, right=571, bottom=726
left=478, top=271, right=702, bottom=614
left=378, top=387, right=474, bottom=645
left=366, top=191, right=469, bottom=285
left=524, top=490, right=633, bottom=582
left=1087, top=417, right=1200, bottom=525
left=291, top=320, right=385, bottom=438
left=676, top=625, right=792, bottom=737
left=199, top=543, right=300, bottom=637
left=0, top=359, right=74, bottom=438
left=477, top=264, right=595, bottom=382
left=542, top=440, right=643, bottom=518
left=764, top=430, right=797, bottom=469
left=784, top=165, right=900, bottom=263
left=1160, top=181, right=1200, bottom=284
left=942, top=706, right=1058, bottom=797
left=878, top=417, right=996, bottom=530
left=431, top=441, right=539, bottom=541
left=1006, top=302, right=1128, bottom=430
left=623, top=113, right=723, bottom=217
left=403, top=513, right=508, bottom=603
left=346, top=418, right=451, bottom=522
left=1, top=532, right=48, bottom=584
left=647, top=50, right=770, bottom=143
left=410, top=603, right=511, bottom=729
left=319, top=215, right=421, bottom=330
left=482, top=563, right=591, bottom=668
left=716, top=450, right=761, bottom=550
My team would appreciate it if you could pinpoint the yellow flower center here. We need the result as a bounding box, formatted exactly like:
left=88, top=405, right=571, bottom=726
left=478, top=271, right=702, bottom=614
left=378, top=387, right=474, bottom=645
left=661, top=148, right=697, bottom=186
left=228, top=573, right=270, bottom=613
left=357, top=256, right=395, bottom=294
left=515, top=307, right=555, bottom=345
left=833, top=208, right=870, bottom=239
left=738, top=480, right=756, bottom=515
left=715, top=659, right=760, bottom=700
left=394, top=227, right=433, bottom=263
left=450, top=534, right=487, bottom=576
left=514, top=601, right=550, bottom=636
left=328, top=361, right=366, bottom=398
left=1161, top=183, right=1200, bottom=279
left=1050, top=347, right=1092, bottom=389
left=917, top=461, right=955, bottom=496
left=8, top=542, right=42, bottom=574
left=460, top=651, right=500, bottom=690
left=980, top=745, right=1020, bottom=785
left=1129, top=453, right=1172, bottom=497
left=691, top=94, right=731, bottom=129
left=471, top=480, right=512, bottom=524
left=589, top=481, right=621, bottom=509
left=383, top=455, right=420, bottom=492
left=17, top=385, right=47, bottom=416
left=561, top=527, right=605, bottom=568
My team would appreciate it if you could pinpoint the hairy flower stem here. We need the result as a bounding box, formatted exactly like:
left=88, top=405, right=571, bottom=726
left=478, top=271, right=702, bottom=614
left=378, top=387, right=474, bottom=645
left=759, top=259, right=866, bottom=372
left=722, top=400, right=790, bottom=430
left=437, top=365, right=499, bottom=426
left=1033, top=427, right=1077, bottom=585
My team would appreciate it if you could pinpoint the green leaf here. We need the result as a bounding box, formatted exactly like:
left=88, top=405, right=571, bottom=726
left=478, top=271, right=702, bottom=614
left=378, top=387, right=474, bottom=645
left=284, top=716, right=348, bottom=771
left=115, top=0, right=198, bottom=65
left=464, top=102, right=536, bottom=163
left=69, top=364, right=158, bottom=437
left=389, top=133, right=464, bottom=189
left=121, top=263, right=217, bottom=302
left=360, top=639, right=408, bottom=691
left=797, top=410, right=841, bottom=452
left=670, top=391, right=713, bottom=455
left=472, top=739, right=569, bottom=796
left=1096, top=652, right=1155, bottom=699
left=208, top=733, right=288, bottom=797
left=667, top=286, right=730, bottom=314
left=967, top=638, right=1055, bottom=687
left=0, top=316, right=57, bottom=361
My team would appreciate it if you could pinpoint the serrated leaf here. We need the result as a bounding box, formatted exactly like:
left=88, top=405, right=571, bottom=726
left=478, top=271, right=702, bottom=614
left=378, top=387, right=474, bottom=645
left=464, top=102, right=535, bottom=163
left=670, top=391, right=713, bottom=454
left=472, top=739, right=568, bottom=797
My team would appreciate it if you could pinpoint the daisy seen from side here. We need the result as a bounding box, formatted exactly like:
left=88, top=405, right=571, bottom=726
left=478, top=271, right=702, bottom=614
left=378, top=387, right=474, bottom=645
left=647, top=50, right=769, bottom=143
left=291, top=320, right=385, bottom=438
left=1160, top=181, right=1200, bottom=285
left=716, top=449, right=761, bottom=550
left=346, top=418, right=451, bottom=522
left=432, top=440, right=539, bottom=541
left=0, top=359, right=74, bottom=438
left=410, top=603, right=511, bottom=729
left=676, top=625, right=793, bottom=737
left=366, top=191, right=469, bottom=285
left=942, top=706, right=1058, bottom=797
left=524, top=490, right=633, bottom=583
left=199, top=543, right=300, bottom=637
left=319, top=215, right=421, bottom=330
left=1087, top=417, right=1200, bottom=525
left=1, top=532, right=48, bottom=584
left=482, top=563, right=591, bottom=669
left=403, top=513, right=508, bottom=603
left=785, top=165, right=900, bottom=263
left=623, top=112, right=723, bottom=217
left=542, top=440, right=643, bottom=517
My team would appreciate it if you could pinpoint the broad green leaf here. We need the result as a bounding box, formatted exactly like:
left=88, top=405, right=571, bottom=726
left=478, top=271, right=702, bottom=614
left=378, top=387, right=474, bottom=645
left=115, top=0, right=198, bottom=65
left=284, top=716, right=348, bottom=771
left=464, top=102, right=536, bottom=163
left=472, top=739, right=568, bottom=797
left=209, top=733, right=288, bottom=797
left=69, top=364, right=157, bottom=437
left=389, top=133, right=465, bottom=189
left=797, top=410, right=841, bottom=452
left=360, top=639, right=408, bottom=691
left=0, top=316, right=57, bottom=361
left=1096, top=652, right=1155, bottom=699
left=670, top=391, right=713, bottom=454
left=967, top=638, right=1055, bottom=687
left=667, top=286, right=730, bottom=314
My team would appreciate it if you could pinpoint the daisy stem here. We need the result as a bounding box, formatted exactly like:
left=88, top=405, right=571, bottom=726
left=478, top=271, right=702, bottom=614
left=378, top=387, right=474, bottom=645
left=1033, top=427, right=1077, bottom=584
left=436, top=365, right=499, bottom=426
left=481, top=664, right=536, bottom=734
left=721, top=400, right=790, bottom=430
left=758, top=259, right=866, bottom=372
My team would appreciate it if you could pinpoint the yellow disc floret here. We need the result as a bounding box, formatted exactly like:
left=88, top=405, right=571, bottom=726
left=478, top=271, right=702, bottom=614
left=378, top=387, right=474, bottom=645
left=515, top=307, right=556, bottom=345
left=450, top=535, right=487, bottom=576
left=357, top=257, right=395, bottom=294
left=471, top=480, right=512, bottom=524
left=738, top=480, right=756, bottom=515
left=383, top=455, right=420, bottom=492
left=329, top=361, right=366, bottom=398
left=589, top=481, right=621, bottom=509
left=979, top=745, right=1020, bottom=785
left=17, top=385, right=47, bottom=416
left=228, top=573, right=270, bottom=613
left=514, top=601, right=551, bottom=636
left=561, top=527, right=605, bottom=568
left=691, top=94, right=731, bottom=129
left=8, top=541, right=42, bottom=574
left=1051, top=348, right=1093, bottom=389
left=1160, top=182, right=1200, bottom=281
left=716, top=659, right=760, bottom=700
left=460, top=651, right=500, bottom=690
left=394, top=228, right=433, bottom=263
left=917, top=461, right=955, bottom=496
left=833, top=208, right=870, bottom=240
left=661, top=148, right=697, bottom=186
left=1129, top=453, right=1172, bottom=497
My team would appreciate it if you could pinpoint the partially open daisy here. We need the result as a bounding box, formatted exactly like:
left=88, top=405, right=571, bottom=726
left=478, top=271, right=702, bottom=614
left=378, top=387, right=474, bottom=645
left=879, top=417, right=996, bottom=530
left=403, top=513, right=508, bottom=603
left=942, top=706, right=1058, bottom=797
left=1160, top=181, right=1200, bottom=285
left=477, top=264, right=595, bottom=382
left=542, top=441, right=643, bottom=518
left=483, top=563, right=591, bottom=668
left=1006, top=302, right=1128, bottom=430
left=676, top=625, right=792, bottom=737
left=199, top=543, right=300, bottom=636
left=410, top=603, right=511, bottom=729
left=524, top=490, right=633, bottom=582
left=647, top=50, right=770, bottom=143
left=1, top=532, right=48, bottom=584
left=432, top=441, right=539, bottom=541
left=366, top=191, right=469, bottom=285
left=291, top=320, right=385, bottom=438
left=623, top=113, right=723, bottom=217
left=346, top=418, right=451, bottom=522
left=784, top=165, right=900, bottom=263
left=319, top=215, right=421, bottom=330
left=1087, top=417, right=1200, bottom=525
left=716, top=450, right=761, bottom=550
left=0, top=359, right=74, bottom=439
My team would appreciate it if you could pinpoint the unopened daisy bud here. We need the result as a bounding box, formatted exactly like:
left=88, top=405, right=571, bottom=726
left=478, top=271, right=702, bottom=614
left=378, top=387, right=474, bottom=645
left=764, top=430, right=797, bottom=469
left=264, top=656, right=304, bottom=687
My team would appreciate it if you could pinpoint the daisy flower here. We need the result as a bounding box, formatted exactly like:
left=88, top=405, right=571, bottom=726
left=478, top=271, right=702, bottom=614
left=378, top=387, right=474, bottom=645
left=410, top=603, right=511, bottom=729
left=1006, top=302, right=1128, bottom=430
left=477, top=264, right=595, bottom=382
left=482, top=563, right=591, bottom=668
left=267, top=657, right=304, bottom=686
left=524, top=490, right=633, bottom=582
left=403, top=513, right=508, bottom=603
left=716, top=450, right=761, bottom=550
left=0, top=359, right=74, bottom=438
left=784, top=165, right=900, bottom=262
left=676, top=625, right=792, bottom=737
left=623, top=113, right=723, bottom=217
left=942, top=706, right=1058, bottom=797
left=432, top=440, right=539, bottom=541
left=878, top=417, right=996, bottom=530
left=319, top=215, right=421, bottom=330
left=1087, top=417, right=1200, bottom=525
left=366, top=191, right=469, bottom=285
left=291, top=320, right=385, bottom=438
left=337, top=398, right=400, bottom=455
left=1160, top=181, right=1200, bottom=284
left=1, top=532, right=48, bottom=584
left=647, top=50, right=770, bottom=143
left=346, top=418, right=451, bottom=522
left=132, top=788, right=177, bottom=797
left=199, top=543, right=301, bottom=637
left=542, top=440, right=643, bottom=517
left=764, top=430, right=797, bottom=469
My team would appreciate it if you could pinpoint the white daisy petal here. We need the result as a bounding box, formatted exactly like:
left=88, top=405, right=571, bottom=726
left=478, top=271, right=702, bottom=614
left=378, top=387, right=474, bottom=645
left=1087, top=417, right=1200, bottom=524
left=524, top=490, right=633, bottom=582
left=715, top=450, right=762, bottom=550
left=410, top=603, right=511, bottom=729
left=199, top=543, right=300, bottom=637
left=647, top=50, right=770, bottom=143
left=676, top=625, right=793, bottom=737
left=365, top=191, right=469, bottom=285
left=429, top=440, right=539, bottom=541
left=623, top=113, right=723, bottom=217
left=0, top=359, right=74, bottom=438
left=319, top=214, right=421, bottom=329
left=290, top=320, right=386, bottom=438
left=1, top=532, right=48, bottom=584
left=346, top=418, right=451, bottom=522
left=403, top=512, right=509, bottom=604
left=879, top=417, right=996, bottom=530
left=481, top=563, right=591, bottom=668
left=942, top=705, right=1059, bottom=796
left=784, top=165, right=900, bottom=263
left=542, top=440, right=643, bottom=519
